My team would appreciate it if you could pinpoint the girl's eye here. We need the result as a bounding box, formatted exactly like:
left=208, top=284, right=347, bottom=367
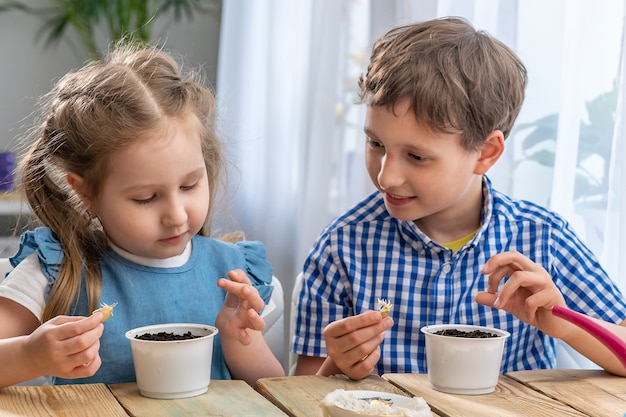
left=133, top=195, right=156, bottom=204
left=181, top=182, right=199, bottom=191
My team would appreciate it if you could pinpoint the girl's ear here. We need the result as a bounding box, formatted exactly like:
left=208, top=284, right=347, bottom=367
left=67, top=172, right=92, bottom=208
left=474, top=130, right=505, bottom=175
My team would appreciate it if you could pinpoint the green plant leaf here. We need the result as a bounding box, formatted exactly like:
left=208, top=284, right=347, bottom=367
left=0, top=0, right=218, bottom=60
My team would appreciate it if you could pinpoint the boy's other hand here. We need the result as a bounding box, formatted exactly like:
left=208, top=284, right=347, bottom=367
left=322, top=310, right=393, bottom=380
left=476, top=250, right=567, bottom=337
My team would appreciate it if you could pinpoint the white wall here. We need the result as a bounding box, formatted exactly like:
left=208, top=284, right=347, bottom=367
left=0, top=1, right=222, bottom=153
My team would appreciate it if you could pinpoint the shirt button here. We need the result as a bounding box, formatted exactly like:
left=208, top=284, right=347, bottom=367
left=442, top=264, right=451, bottom=274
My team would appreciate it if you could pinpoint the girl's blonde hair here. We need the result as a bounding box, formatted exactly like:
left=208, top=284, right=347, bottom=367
left=21, top=44, right=228, bottom=322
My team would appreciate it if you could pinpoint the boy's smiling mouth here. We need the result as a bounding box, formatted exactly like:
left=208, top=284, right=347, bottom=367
left=384, top=192, right=415, bottom=206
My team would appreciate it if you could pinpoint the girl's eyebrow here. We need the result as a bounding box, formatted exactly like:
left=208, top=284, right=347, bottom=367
left=123, top=167, right=206, bottom=192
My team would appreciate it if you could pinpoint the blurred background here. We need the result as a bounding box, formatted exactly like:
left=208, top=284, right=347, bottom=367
left=1, top=0, right=625, bottom=369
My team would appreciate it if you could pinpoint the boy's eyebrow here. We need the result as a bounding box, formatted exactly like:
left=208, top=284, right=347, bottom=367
left=363, top=126, right=379, bottom=139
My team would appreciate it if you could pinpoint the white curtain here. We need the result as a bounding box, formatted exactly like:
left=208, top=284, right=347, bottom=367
left=602, top=12, right=626, bottom=285
left=216, top=0, right=626, bottom=365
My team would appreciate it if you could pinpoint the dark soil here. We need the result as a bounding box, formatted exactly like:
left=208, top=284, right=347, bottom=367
left=434, top=329, right=498, bottom=338
left=135, top=331, right=201, bottom=341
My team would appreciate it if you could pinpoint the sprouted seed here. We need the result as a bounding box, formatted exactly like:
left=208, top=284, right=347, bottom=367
left=378, top=298, right=392, bottom=318
left=92, top=302, right=118, bottom=322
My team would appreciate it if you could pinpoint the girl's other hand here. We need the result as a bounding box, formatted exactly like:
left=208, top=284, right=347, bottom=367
left=216, top=269, right=266, bottom=345
left=23, top=313, right=104, bottom=379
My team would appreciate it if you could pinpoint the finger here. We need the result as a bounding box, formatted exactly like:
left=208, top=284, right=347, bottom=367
left=483, top=266, right=513, bottom=293
left=325, top=318, right=390, bottom=361
left=238, top=328, right=251, bottom=345
left=71, top=353, right=102, bottom=377
left=482, top=254, right=536, bottom=294
left=483, top=251, right=540, bottom=273
left=497, top=269, right=551, bottom=307
left=346, top=347, right=381, bottom=379
left=218, top=278, right=265, bottom=313
left=243, top=285, right=265, bottom=312
left=54, top=314, right=104, bottom=342
left=47, top=314, right=90, bottom=325
left=246, top=308, right=265, bottom=331
left=475, top=291, right=499, bottom=308
left=323, top=311, right=384, bottom=338
left=227, top=269, right=252, bottom=285
left=524, top=288, right=563, bottom=312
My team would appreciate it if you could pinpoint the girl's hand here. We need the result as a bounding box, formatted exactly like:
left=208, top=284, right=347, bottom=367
left=322, top=311, right=394, bottom=380
left=23, top=313, right=104, bottom=379
left=475, top=251, right=567, bottom=337
left=216, top=269, right=266, bottom=345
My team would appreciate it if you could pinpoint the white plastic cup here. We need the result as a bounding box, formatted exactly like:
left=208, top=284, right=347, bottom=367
left=125, top=323, right=218, bottom=399
left=420, top=324, right=510, bottom=395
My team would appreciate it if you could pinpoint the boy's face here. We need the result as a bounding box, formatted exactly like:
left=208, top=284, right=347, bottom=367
left=92, top=120, right=210, bottom=259
left=364, top=100, right=486, bottom=235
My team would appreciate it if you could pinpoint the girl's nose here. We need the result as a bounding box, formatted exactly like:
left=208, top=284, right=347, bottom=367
left=162, top=198, right=188, bottom=227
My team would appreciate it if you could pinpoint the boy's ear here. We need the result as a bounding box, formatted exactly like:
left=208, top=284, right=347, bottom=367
left=474, top=130, right=505, bottom=174
left=67, top=172, right=92, bottom=208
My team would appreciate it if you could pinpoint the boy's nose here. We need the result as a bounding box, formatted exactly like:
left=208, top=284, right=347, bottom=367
left=377, top=154, right=404, bottom=189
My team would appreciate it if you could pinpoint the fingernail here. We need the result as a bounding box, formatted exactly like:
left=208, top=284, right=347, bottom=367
left=494, top=297, right=501, bottom=308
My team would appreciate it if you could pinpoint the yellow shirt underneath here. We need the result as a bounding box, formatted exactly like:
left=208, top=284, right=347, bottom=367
left=441, top=231, right=476, bottom=252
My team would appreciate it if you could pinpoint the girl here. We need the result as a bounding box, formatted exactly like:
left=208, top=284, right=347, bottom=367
left=0, top=44, right=285, bottom=387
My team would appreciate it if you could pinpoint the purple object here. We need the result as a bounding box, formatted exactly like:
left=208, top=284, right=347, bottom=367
left=552, top=305, right=626, bottom=368
left=0, top=152, right=14, bottom=192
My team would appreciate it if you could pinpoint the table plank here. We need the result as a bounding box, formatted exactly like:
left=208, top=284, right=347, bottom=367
left=256, top=374, right=441, bottom=417
left=383, top=373, right=588, bottom=417
left=507, top=369, right=626, bottom=417
left=110, top=380, right=287, bottom=417
left=0, top=384, right=128, bottom=417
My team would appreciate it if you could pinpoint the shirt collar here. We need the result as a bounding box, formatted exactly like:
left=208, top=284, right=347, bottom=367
left=107, top=239, right=192, bottom=268
left=396, top=175, right=494, bottom=253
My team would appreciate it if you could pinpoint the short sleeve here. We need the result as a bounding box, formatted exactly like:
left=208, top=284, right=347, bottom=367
left=10, top=227, right=64, bottom=300
left=236, top=240, right=274, bottom=304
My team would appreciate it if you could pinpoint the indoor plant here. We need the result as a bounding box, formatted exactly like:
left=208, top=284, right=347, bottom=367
left=513, top=82, right=617, bottom=210
left=0, top=0, right=220, bottom=60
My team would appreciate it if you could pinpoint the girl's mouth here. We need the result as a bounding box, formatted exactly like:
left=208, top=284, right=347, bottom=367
left=160, top=233, right=185, bottom=244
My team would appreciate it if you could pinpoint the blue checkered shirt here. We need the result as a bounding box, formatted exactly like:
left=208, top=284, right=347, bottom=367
left=292, top=176, right=626, bottom=374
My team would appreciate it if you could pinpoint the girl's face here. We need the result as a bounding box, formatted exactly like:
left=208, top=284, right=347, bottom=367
left=92, top=120, right=210, bottom=259
left=364, top=100, right=487, bottom=240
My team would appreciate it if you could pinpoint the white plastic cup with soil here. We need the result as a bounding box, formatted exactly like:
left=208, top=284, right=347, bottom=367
left=125, top=323, right=218, bottom=399
left=420, top=323, right=510, bottom=395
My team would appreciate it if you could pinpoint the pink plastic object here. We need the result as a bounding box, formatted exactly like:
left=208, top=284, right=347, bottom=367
left=551, top=304, right=626, bottom=368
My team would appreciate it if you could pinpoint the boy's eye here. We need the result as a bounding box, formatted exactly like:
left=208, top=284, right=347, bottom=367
left=409, top=153, right=425, bottom=161
left=367, top=139, right=384, bottom=148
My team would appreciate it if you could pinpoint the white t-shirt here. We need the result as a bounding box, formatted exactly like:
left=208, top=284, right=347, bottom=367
left=0, top=241, right=192, bottom=321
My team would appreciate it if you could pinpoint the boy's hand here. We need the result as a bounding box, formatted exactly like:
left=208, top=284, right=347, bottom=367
left=322, top=311, right=394, bottom=380
left=216, top=269, right=266, bottom=345
left=475, top=250, right=567, bottom=337
left=23, top=313, right=104, bottom=379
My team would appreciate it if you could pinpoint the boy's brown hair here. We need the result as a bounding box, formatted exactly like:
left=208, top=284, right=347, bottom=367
left=358, top=16, right=527, bottom=151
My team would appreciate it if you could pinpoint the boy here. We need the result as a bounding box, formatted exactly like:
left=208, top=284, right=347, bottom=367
left=292, top=17, right=626, bottom=380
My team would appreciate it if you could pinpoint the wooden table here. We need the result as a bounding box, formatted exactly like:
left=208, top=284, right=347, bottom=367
left=0, top=380, right=287, bottom=417
left=1, top=370, right=624, bottom=416
left=257, top=370, right=626, bottom=417
left=256, top=374, right=410, bottom=416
